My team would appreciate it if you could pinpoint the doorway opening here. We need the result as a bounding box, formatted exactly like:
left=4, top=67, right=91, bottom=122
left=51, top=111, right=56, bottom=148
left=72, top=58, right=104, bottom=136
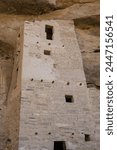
left=54, top=141, right=66, bottom=150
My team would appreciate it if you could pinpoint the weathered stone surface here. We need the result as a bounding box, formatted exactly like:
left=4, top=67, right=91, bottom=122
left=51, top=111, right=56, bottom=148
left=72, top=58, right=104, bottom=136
left=74, top=15, right=100, bottom=87
left=0, top=0, right=100, bottom=149
left=56, top=0, right=99, bottom=8
left=0, top=0, right=99, bottom=15
left=0, top=0, right=56, bottom=15
left=19, top=20, right=94, bottom=150
left=41, top=1, right=99, bottom=19
left=0, top=41, right=14, bottom=150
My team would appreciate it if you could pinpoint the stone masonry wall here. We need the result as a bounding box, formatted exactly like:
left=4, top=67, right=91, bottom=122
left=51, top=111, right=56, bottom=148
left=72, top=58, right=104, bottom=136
left=18, top=20, right=95, bottom=150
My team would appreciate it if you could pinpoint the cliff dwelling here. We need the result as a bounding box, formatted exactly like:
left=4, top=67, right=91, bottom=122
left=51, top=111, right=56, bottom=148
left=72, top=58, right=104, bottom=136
left=19, top=20, right=93, bottom=150
left=0, top=0, right=100, bottom=150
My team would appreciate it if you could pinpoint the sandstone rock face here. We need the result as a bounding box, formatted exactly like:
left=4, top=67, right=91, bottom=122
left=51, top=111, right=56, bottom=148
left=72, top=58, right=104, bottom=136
left=74, top=15, right=100, bottom=87
left=0, top=0, right=100, bottom=149
left=56, top=0, right=99, bottom=8
left=0, top=41, right=14, bottom=150
left=0, top=0, right=56, bottom=15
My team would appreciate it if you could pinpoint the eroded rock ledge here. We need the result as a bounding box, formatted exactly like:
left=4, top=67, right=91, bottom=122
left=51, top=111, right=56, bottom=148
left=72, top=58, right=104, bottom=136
left=0, top=0, right=99, bottom=15
left=0, top=0, right=56, bottom=15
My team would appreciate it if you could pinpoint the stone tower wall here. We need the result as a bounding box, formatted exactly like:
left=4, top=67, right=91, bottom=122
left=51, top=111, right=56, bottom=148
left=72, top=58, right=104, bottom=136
left=19, top=20, right=94, bottom=150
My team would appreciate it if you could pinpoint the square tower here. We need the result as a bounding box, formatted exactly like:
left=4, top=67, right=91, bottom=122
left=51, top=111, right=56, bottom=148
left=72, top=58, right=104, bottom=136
left=19, top=20, right=93, bottom=150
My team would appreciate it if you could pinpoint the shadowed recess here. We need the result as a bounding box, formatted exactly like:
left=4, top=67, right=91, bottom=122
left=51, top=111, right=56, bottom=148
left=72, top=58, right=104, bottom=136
left=0, top=0, right=57, bottom=15
left=0, top=40, right=14, bottom=104
left=74, top=15, right=100, bottom=29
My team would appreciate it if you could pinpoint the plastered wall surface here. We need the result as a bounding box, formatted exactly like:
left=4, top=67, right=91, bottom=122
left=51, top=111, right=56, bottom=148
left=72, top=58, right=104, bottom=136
left=18, top=20, right=95, bottom=150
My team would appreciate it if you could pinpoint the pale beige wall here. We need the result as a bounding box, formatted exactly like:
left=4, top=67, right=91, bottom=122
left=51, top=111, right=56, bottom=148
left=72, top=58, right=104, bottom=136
left=19, top=20, right=94, bottom=150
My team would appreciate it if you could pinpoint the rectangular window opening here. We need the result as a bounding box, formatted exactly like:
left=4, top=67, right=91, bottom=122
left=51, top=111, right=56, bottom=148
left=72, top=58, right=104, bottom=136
left=45, top=25, right=53, bottom=40
left=54, top=141, right=66, bottom=150
left=85, top=134, right=90, bottom=142
left=44, top=50, right=51, bottom=55
left=65, top=95, right=74, bottom=103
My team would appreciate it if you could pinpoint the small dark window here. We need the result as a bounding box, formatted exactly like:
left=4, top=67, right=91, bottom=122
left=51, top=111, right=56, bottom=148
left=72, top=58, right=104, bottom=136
left=54, top=141, right=66, bottom=150
left=85, top=134, right=90, bottom=142
left=45, top=25, right=53, bottom=40
left=44, top=50, right=51, bottom=55
left=65, top=95, right=74, bottom=103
